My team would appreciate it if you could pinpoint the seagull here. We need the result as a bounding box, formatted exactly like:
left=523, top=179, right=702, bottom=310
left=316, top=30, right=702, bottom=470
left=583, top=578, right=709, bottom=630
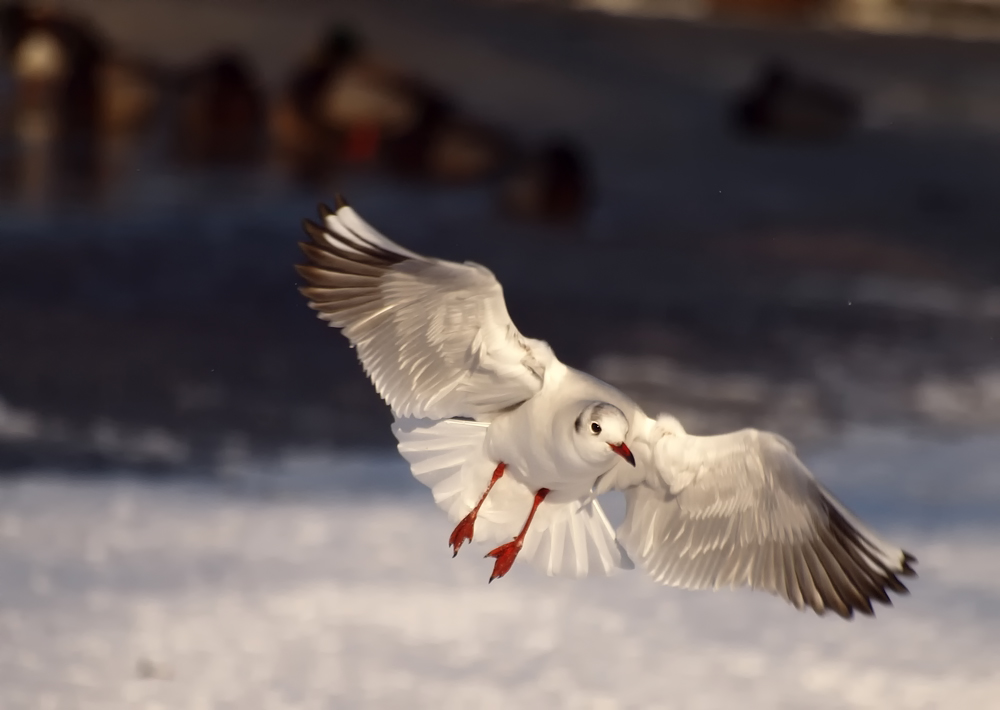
left=296, top=198, right=916, bottom=618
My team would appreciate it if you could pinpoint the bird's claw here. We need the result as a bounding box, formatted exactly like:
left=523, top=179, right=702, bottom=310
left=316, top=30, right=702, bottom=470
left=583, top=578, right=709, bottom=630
left=448, top=513, right=476, bottom=557
left=485, top=540, right=522, bottom=582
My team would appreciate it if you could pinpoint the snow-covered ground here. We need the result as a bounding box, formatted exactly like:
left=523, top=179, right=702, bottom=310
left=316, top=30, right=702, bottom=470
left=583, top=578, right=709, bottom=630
left=1, top=430, right=998, bottom=709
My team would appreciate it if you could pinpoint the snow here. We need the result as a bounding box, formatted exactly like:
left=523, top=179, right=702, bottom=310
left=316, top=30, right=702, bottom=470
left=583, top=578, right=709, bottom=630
left=1, top=434, right=998, bottom=709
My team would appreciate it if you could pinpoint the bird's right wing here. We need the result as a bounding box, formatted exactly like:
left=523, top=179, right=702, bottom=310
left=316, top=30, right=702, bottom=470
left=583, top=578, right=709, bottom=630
left=296, top=200, right=553, bottom=419
left=619, top=419, right=916, bottom=618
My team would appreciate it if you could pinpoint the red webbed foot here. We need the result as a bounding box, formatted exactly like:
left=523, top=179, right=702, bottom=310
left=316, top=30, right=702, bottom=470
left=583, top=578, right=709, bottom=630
left=485, top=540, right=522, bottom=582
left=447, top=462, right=506, bottom=557
left=448, top=513, right=477, bottom=557
left=483, top=487, right=549, bottom=583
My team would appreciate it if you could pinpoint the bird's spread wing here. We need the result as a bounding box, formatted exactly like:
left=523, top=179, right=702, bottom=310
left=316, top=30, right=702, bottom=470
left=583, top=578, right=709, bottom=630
left=619, top=419, right=916, bottom=618
left=296, top=200, right=551, bottom=419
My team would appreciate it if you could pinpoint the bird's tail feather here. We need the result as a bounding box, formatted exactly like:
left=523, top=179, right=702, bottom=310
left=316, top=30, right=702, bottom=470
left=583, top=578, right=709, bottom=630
left=393, top=417, right=633, bottom=577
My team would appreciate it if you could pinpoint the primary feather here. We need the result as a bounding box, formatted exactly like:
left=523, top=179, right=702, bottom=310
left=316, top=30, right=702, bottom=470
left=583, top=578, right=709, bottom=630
left=297, top=199, right=551, bottom=419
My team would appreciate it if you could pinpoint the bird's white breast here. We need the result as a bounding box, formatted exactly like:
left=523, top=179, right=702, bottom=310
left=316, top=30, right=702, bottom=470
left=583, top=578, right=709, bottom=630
left=483, top=361, right=618, bottom=497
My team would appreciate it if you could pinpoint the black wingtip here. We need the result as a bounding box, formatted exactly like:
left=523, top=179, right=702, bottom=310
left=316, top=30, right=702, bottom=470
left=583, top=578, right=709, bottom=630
left=302, top=217, right=327, bottom=238
left=316, top=195, right=348, bottom=219
left=302, top=218, right=328, bottom=245
left=293, top=263, right=314, bottom=282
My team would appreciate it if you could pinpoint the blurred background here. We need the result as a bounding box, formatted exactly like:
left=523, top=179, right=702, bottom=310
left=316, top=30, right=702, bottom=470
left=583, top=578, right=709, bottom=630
left=1, top=1, right=999, bottom=708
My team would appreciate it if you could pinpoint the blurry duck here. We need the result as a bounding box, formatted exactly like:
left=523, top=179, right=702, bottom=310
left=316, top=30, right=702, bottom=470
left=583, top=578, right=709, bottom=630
left=733, top=60, right=858, bottom=141
left=1, top=4, right=164, bottom=199
left=6, top=4, right=76, bottom=134
left=270, top=25, right=362, bottom=181
left=383, top=94, right=515, bottom=184
left=96, top=54, right=164, bottom=137
left=9, top=6, right=161, bottom=130
left=310, top=28, right=424, bottom=164
left=275, top=24, right=435, bottom=171
left=274, top=23, right=514, bottom=183
left=174, top=51, right=265, bottom=166
left=499, top=138, right=591, bottom=224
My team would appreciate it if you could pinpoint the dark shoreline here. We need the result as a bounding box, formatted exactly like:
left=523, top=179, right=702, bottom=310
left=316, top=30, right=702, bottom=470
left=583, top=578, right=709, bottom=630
left=3, top=196, right=1000, bottom=474
left=3, top=0, right=1000, bottom=471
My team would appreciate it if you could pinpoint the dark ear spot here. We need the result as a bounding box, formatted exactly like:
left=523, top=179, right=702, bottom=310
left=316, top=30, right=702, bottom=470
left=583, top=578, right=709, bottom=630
left=574, top=411, right=584, bottom=433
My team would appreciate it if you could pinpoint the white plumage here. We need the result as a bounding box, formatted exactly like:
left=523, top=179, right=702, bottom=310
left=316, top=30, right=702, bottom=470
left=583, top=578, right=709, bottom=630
left=297, top=199, right=916, bottom=618
left=394, top=417, right=630, bottom=578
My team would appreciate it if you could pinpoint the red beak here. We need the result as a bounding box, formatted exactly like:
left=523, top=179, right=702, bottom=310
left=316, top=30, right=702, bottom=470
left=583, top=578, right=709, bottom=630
left=609, top=442, right=635, bottom=466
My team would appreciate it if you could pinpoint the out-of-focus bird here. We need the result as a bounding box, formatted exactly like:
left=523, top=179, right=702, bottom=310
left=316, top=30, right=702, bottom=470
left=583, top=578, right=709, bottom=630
left=499, top=138, right=592, bottom=224
left=4, top=5, right=162, bottom=138
left=733, top=60, right=859, bottom=141
left=274, top=24, right=515, bottom=184
left=0, top=4, right=165, bottom=200
left=383, top=94, right=515, bottom=184
left=174, top=51, right=265, bottom=166
left=270, top=25, right=363, bottom=181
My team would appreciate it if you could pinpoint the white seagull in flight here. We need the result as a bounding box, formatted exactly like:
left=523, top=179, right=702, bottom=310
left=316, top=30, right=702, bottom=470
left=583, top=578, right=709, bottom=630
left=296, top=197, right=916, bottom=618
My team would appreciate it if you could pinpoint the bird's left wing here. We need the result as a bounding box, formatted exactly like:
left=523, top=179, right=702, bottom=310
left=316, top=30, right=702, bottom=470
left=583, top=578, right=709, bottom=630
left=296, top=200, right=552, bottom=419
left=618, top=419, right=916, bottom=618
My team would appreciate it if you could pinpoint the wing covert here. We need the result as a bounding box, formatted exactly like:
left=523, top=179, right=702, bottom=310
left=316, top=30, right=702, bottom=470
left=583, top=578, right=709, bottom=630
left=296, top=200, right=550, bottom=419
left=619, top=421, right=917, bottom=618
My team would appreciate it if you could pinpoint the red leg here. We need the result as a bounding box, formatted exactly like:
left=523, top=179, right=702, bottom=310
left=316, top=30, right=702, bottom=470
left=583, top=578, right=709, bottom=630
left=485, top=487, right=550, bottom=583
left=448, top=462, right=506, bottom=557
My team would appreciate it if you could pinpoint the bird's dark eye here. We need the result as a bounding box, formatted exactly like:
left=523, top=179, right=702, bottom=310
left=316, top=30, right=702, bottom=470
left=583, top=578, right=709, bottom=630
left=590, top=422, right=601, bottom=434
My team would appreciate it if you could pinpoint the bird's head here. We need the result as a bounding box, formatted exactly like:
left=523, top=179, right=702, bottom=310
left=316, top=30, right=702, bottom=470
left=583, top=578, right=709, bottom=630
left=571, top=401, right=634, bottom=468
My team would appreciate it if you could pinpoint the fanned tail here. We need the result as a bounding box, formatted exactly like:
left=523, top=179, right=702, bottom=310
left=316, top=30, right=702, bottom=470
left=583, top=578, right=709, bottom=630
left=392, top=416, right=493, bottom=524
left=520, top=492, right=635, bottom=577
left=393, top=417, right=633, bottom=577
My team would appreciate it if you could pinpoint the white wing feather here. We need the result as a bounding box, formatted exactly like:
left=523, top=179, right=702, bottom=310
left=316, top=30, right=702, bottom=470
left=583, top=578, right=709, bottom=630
left=618, top=418, right=916, bottom=618
left=297, top=202, right=551, bottom=419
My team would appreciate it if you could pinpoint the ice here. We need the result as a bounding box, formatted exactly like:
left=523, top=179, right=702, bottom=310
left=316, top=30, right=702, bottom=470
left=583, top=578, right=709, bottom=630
left=1, top=431, right=998, bottom=709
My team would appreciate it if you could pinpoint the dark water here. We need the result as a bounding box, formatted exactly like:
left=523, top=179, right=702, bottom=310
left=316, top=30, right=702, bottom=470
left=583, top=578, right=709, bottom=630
left=3, top=0, right=1000, bottom=471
